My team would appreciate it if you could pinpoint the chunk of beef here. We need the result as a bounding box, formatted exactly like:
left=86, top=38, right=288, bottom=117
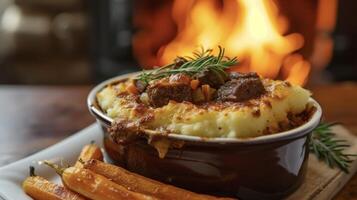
left=217, top=73, right=265, bottom=102
left=195, top=69, right=229, bottom=88
left=147, top=76, right=192, bottom=107
left=173, top=57, right=187, bottom=68
left=229, top=72, right=260, bottom=79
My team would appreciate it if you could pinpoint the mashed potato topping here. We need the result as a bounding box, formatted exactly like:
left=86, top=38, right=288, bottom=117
left=97, top=78, right=311, bottom=138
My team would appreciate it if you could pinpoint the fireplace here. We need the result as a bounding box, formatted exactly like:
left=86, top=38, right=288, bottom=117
left=0, top=0, right=355, bottom=84
left=91, top=0, right=340, bottom=85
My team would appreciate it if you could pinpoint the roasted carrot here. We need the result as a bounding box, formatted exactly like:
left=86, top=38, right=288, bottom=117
left=126, top=82, right=139, bottom=94
left=75, top=142, right=103, bottom=168
left=84, top=159, right=235, bottom=200
left=23, top=167, right=86, bottom=200
left=190, top=79, right=200, bottom=90
left=64, top=167, right=157, bottom=200
left=44, top=161, right=156, bottom=200
left=201, top=84, right=211, bottom=101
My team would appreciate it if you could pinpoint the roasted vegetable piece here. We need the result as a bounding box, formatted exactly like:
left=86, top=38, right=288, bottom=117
left=23, top=167, right=86, bottom=200
left=195, top=69, right=229, bottom=88
left=134, top=79, right=148, bottom=93
left=201, top=84, right=212, bottom=101
left=84, top=159, right=235, bottom=200
left=127, top=82, right=139, bottom=94
left=190, top=79, right=200, bottom=90
left=74, top=142, right=103, bottom=168
left=44, top=161, right=156, bottom=200
left=65, top=167, right=156, bottom=200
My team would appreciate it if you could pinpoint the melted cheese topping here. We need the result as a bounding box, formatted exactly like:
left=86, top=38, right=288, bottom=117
left=96, top=79, right=311, bottom=138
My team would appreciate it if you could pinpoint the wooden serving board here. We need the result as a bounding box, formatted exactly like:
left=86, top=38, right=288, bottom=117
left=287, top=125, right=357, bottom=200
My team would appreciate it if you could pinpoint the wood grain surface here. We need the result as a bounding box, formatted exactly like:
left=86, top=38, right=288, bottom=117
left=0, top=86, right=93, bottom=166
left=286, top=125, right=357, bottom=200
left=0, top=83, right=356, bottom=199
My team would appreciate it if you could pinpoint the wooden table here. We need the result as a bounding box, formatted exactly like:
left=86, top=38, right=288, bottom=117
left=0, top=83, right=356, bottom=199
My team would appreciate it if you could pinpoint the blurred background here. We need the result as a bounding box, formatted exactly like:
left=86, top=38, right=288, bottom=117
left=0, top=0, right=356, bottom=85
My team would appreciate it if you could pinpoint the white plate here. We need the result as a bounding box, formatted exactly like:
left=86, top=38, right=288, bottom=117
left=0, top=124, right=102, bottom=200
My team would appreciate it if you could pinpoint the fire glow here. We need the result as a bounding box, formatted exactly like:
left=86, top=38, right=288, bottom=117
left=134, top=0, right=311, bottom=85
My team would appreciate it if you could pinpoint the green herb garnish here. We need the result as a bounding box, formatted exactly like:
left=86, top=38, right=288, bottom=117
left=310, top=122, right=356, bottom=173
left=138, top=46, right=238, bottom=84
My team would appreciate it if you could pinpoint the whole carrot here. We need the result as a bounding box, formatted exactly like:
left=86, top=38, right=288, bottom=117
left=23, top=166, right=86, bottom=200
left=84, top=159, right=235, bottom=200
left=44, top=161, right=156, bottom=200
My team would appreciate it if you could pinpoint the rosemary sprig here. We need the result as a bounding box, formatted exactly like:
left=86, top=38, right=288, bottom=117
left=310, top=122, right=356, bottom=173
left=137, top=46, right=238, bottom=84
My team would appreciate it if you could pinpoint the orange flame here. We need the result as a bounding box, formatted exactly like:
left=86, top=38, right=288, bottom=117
left=134, top=0, right=312, bottom=85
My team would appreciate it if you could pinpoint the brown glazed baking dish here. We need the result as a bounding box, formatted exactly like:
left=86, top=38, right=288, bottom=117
left=87, top=73, right=322, bottom=200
